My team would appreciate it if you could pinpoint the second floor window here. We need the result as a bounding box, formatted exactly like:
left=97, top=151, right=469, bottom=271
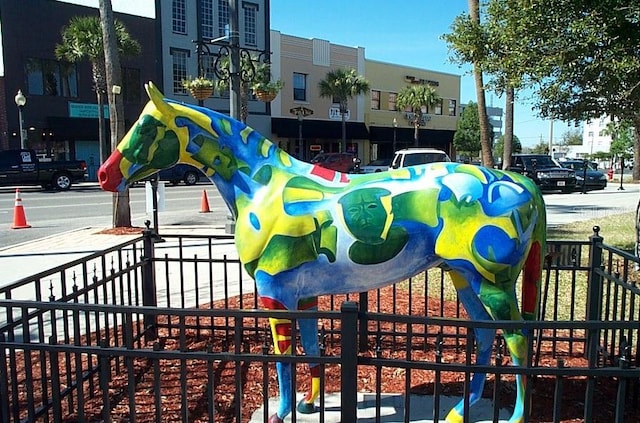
left=371, top=90, right=380, bottom=110
left=26, top=58, right=77, bottom=97
left=244, top=3, right=257, bottom=46
left=388, top=92, right=397, bottom=111
left=435, top=99, right=443, bottom=115
left=448, top=99, right=457, bottom=116
left=122, top=67, right=141, bottom=104
left=171, top=48, right=189, bottom=95
left=172, top=0, right=186, bottom=34
left=293, top=72, right=307, bottom=102
left=218, top=0, right=230, bottom=38
left=201, top=0, right=215, bottom=40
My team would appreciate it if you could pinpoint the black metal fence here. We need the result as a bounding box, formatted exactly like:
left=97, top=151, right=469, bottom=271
left=1, top=227, right=638, bottom=422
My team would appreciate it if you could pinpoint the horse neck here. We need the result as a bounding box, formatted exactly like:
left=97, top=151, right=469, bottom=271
left=179, top=110, right=313, bottom=210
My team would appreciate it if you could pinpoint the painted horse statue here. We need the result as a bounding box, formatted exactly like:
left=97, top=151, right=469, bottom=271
left=98, top=82, right=546, bottom=423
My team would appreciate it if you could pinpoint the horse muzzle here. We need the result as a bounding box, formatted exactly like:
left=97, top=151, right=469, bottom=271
left=98, top=150, right=126, bottom=192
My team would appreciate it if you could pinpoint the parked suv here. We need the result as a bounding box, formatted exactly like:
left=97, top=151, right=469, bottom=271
left=389, top=148, right=451, bottom=170
left=509, top=154, right=576, bottom=192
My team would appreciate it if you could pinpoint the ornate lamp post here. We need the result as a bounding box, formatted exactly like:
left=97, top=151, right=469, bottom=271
left=14, top=90, right=27, bottom=149
left=290, top=106, right=314, bottom=159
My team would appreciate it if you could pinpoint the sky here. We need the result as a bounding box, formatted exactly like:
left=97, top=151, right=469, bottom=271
left=58, top=0, right=577, bottom=147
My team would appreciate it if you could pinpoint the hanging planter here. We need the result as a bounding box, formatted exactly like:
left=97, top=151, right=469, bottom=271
left=182, top=76, right=215, bottom=101
left=254, top=89, right=277, bottom=103
left=251, top=63, right=283, bottom=103
left=189, top=87, right=214, bottom=100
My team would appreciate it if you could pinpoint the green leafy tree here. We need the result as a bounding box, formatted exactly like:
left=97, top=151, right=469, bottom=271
left=494, top=134, right=522, bottom=160
left=395, top=84, right=440, bottom=147
left=604, top=120, right=634, bottom=169
left=561, top=129, right=583, bottom=146
left=507, top=1, right=640, bottom=181
left=318, top=68, right=370, bottom=152
left=454, top=101, right=482, bottom=158
left=55, top=13, right=140, bottom=228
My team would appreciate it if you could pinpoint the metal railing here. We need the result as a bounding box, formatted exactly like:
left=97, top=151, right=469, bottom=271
left=1, top=227, right=638, bottom=422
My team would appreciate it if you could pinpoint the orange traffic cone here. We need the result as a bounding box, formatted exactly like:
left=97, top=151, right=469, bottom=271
left=199, top=189, right=211, bottom=213
left=11, top=189, right=31, bottom=229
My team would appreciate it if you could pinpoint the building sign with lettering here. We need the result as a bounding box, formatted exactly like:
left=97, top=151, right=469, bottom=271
left=329, top=107, right=350, bottom=121
left=69, top=102, right=110, bottom=119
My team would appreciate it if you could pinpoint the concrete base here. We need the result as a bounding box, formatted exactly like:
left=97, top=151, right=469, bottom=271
left=250, top=393, right=511, bottom=422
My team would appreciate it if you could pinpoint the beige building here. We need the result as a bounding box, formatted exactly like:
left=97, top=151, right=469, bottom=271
left=269, top=31, right=369, bottom=161
left=269, top=31, right=461, bottom=165
left=365, top=60, right=461, bottom=163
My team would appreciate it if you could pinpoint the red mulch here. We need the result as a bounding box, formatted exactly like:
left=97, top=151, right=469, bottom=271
left=9, top=286, right=633, bottom=422
left=95, top=226, right=145, bottom=235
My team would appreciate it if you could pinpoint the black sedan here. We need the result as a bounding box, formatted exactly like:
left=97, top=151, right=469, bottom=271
left=560, top=160, right=607, bottom=191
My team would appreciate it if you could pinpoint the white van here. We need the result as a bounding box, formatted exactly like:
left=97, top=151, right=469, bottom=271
left=389, top=148, right=451, bottom=170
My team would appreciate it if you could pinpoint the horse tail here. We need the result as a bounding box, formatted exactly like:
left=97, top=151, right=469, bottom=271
left=521, top=202, right=546, bottom=321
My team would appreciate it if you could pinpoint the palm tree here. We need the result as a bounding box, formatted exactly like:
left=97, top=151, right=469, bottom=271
left=55, top=14, right=140, bottom=228
left=55, top=15, right=140, bottom=163
left=318, top=68, right=370, bottom=152
left=99, top=0, right=134, bottom=228
left=395, top=84, right=440, bottom=147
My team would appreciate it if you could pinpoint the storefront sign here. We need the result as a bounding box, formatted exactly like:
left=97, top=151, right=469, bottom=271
left=329, top=107, right=350, bottom=121
left=69, top=102, right=110, bottom=119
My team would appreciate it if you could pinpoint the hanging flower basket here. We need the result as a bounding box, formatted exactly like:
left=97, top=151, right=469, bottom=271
left=189, top=87, right=214, bottom=101
left=254, top=89, right=277, bottom=103
left=182, top=76, right=215, bottom=101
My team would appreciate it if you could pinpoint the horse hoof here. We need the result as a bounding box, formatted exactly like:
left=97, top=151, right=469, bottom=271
left=297, top=399, right=317, bottom=414
left=268, top=413, right=284, bottom=423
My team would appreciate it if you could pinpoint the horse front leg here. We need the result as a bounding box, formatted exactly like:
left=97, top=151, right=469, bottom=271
left=445, top=272, right=496, bottom=423
left=296, top=297, right=320, bottom=414
left=267, top=314, right=294, bottom=423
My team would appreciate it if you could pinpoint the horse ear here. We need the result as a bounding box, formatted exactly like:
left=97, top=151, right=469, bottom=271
left=145, top=81, right=175, bottom=118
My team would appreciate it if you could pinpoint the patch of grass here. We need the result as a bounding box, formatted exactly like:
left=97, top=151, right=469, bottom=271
left=548, top=211, right=635, bottom=250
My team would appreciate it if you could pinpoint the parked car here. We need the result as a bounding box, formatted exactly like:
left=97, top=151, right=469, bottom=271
left=153, top=164, right=203, bottom=185
left=310, top=152, right=360, bottom=173
left=508, top=154, right=576, bottom=193
left=0, top=149, right=87, bottom=190
left=389, top=148, right=451, bottom=170
left=361, top=157, right=392, bottom=173
left=559, top=159, right=607, bottom=191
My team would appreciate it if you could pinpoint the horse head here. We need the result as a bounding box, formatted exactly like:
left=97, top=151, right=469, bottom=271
left=98, top=82, right=252, bottom=193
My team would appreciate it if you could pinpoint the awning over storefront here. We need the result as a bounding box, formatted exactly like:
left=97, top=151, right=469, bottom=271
left=369, top=125, right=454, bottom=149
left=47, top=117, right=108, bottom=140
left=271, top=117, right=369, bottom=140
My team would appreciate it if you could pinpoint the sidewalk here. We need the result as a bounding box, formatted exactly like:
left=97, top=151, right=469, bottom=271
left=0, top=224, right=230, bottom=286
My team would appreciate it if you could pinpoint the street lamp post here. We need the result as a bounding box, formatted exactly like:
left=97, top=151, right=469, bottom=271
left=14, top=90, right=27, bottom=149
left=290, top=106, right=314, bottom=160
left=392, top=117, right=397, bottom=154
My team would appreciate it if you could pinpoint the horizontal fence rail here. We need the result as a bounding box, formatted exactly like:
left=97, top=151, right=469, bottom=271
left=0, top=227, right=638, bottom=422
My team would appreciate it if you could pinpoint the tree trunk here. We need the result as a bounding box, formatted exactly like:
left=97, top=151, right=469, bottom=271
left=341, top=101, right=347, bottom=153
left=99, top=0, right=131, bottom=227
left=502, top=86, right=514, bottom=169
left=413, top=121, right=419, bottom=147
left=469, top=0, right=495, bottom=168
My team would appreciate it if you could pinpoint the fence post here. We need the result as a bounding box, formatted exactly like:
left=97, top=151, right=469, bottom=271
left=142, top=220, right=158, bottom=340
left=586, top=226, right=603, bottom=364
left=358, top=292, right=368, bottom=352
left=341, top=301, right=359, bottom=422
